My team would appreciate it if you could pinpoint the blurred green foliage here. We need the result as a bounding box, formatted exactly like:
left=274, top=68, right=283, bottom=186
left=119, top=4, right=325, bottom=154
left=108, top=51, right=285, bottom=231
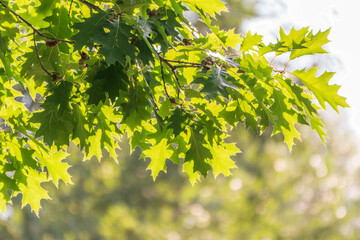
left=1, top=118, right=359, bottom=239
left=194, top=0, right=257, bottom=34
left=214, top=0, right=257, bottom=32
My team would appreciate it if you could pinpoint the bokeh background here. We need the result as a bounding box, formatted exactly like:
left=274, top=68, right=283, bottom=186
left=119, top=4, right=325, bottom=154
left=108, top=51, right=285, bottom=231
left=1, top=0, right=360, bottom=239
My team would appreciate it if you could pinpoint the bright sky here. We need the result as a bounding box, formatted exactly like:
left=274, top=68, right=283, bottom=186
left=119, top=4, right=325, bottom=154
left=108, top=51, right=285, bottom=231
left=242, top=0, right=360, bottom=144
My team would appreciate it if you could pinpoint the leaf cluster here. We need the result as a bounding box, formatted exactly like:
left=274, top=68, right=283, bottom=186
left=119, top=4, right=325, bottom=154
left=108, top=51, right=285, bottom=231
left=0, top=0, right=348, bottom=215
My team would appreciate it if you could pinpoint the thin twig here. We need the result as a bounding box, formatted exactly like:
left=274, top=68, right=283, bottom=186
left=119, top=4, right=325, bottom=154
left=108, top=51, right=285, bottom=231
left=158, top=56, right=202, bottom=69
left=269, top=55, right=276, bottom=66
left=69, top=0, right=74, bottom=16
left=162, top=61, right=185, bottom=93
left=172, top=64, right=203, bottom=69
left=164, top=59, right=202, bottom=66
left=79, top=0, right=103, bottom=12
left=160, top=61, right=172, bottom=100
left=136, top=60, right=159, bottom=111
left=170, top=67, right=182, bottom=99
left=0, top=0, right=74, bottom=44
left=33, top=32, right=52, bottom=77
left=273, top=69, right=291, bottom=74
left=283, top=60, right=290, bottom=72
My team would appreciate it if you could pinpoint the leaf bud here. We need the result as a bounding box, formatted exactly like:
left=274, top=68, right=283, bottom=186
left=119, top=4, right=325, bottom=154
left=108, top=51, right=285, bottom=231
left=51, top=72, right=61, bottom=82
left=182, top=38, right=192, bottom=46
left=46, top=40, right=58, bottom=48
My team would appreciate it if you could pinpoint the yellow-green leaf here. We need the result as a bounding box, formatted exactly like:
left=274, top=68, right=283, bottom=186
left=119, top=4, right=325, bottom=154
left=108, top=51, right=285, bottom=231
left=181, top=0, right=227, bottom=18
left=208, top=142, right=239, bottom=178
left=143, top=138, right=173, bottom=181
left=292, top=67, right=349, bottom=112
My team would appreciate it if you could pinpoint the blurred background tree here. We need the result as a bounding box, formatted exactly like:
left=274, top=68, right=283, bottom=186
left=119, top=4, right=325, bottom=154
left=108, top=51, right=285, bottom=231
left=213, top=0, right=257, bottom=32
left=1, top=1, right=359, bottom=239
left=1, top=118, right=359, bottom=240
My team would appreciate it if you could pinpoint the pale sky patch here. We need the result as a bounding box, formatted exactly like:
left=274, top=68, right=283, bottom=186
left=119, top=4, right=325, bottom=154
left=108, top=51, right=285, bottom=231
left=242, top=0, right=360, bottom=144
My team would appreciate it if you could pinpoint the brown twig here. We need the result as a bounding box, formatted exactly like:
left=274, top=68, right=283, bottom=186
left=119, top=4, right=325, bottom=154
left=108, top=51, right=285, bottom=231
left=160, top=61, right=172, bottom=100
left=0, top=0, right=74, bottom=44
left=283, top=60, right=290, bottom=72
left=163, top=59, right=203, bottom=67
left=158, top=55, right=196, bottom=95
left=79, top=0, right=103, bottom=12
left=158, top=56, right=202, bottom=69
left=273, top=69, right=291, bottom=74
left=33, top=32, right=52, bottom=77
left=269, top=55, right=276, bottom=66
left=69, top=0, right=74, bottom=16
left=171, top=64, right=203, bottom=69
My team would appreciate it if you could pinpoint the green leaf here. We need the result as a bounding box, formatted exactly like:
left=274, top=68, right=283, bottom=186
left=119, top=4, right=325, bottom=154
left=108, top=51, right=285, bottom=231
left=85, top=104, right=120, bottom=161
left=270, top=89, right=301, bottom=150
left=142, top=138, right=173, bottom=180
left=167, top=107, right=191, bottom=137
left=279, top=27, right=309, bottom=51
left=134, top=39, right=155, bottom=65
left=115, top=0, right=152, bottom=14
left=0, top=171, right=18, bottom=213
left=86, top=62, right=129, bottom=105
left=292, top=67, right=349, bottom=112
left=85, top=129, right=103, bottom=160
left=38, top=0, right=59, bottom=14
left=94, top=19, right=136, bottom=66
left=71, top=12, right=111, bottom=50
left=181, top=0, right=228, bottom=18
left=182, top=161, right=201, bottom=185
left=121, top=87, right=152, bottom=130
left=31, top=145, right=72, bottom=187
left=208, top=142, right=238, bottom=178
left=43, top=6, right=72, bottom=52
left=192, top=66, right=238, bottom=99
left=185, top=126, right=212, bottom=176
left=240, top=31, right=263, bottom=52
left=20, top=44, right=61, bottom=83
left=72, top=103, right=89, bottom=148
left=14, top=168, right=51, bottom=216
left=30, top=81, right=74, bottom=147
left=290, top=28, right=331, bottom=59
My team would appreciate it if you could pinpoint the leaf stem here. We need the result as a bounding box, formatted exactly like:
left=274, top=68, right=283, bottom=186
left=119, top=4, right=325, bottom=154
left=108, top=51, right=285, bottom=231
left=163, top=59, right=203, bottom=67
left=158, top=55, right=190, bottom=97
left=160, top=61, right=172, bottom=100
left=33, top=32, right=53, bottom=78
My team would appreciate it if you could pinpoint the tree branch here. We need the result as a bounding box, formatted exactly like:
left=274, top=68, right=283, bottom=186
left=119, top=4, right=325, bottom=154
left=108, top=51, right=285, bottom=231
left=0, top=0, right=74, bottom=44
left=33, top=32, right=62, bottom=82
left=163, top=59, right=203, bottom=67
left=158, top=56, right=191, bottom=98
